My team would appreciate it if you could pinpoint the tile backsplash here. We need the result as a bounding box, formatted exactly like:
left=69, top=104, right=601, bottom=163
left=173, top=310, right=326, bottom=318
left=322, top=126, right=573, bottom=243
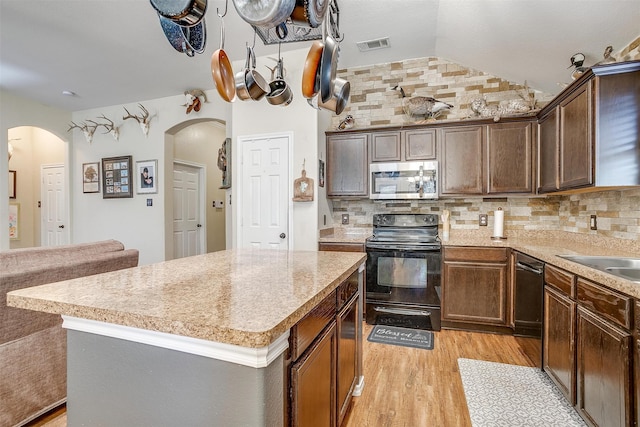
left=331, top=187, right=640, bottom=241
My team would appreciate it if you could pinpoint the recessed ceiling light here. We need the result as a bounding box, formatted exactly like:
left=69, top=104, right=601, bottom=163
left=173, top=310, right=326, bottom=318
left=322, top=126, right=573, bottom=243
left=356, top=37, right=391, bottom=52
left=62, top=90, right=76, bottom=96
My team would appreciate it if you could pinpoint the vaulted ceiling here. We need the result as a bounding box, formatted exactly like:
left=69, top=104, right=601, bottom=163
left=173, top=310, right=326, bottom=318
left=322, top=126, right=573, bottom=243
left=1, top=0, right=638, bottom=111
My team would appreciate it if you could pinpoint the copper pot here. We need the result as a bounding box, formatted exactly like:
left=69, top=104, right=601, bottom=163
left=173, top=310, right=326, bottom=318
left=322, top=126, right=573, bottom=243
left=210, top=20, right=235, bottom=102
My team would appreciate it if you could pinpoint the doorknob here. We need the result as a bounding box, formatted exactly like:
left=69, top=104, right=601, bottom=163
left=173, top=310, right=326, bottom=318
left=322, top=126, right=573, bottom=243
left=197, top=224, right=202, bottom=228
left=279, top=233, right=286, bottom=239
left=58, top=225, right=65, bottom=229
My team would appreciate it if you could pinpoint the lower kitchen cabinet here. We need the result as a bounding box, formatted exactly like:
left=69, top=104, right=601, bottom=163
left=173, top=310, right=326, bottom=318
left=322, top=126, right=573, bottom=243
left=288, top=269, right=361, bottom=427
left=442, top=247, right=510, bottom=331
left=543, top=285, right=576, bottom=404
left=542, top=263, right=636, bottom=427
left=318, top=242, right=365, bottom=252
left=291, top=322, right=337, bottom=427
left=576, top=306, right=633, bottom=427
left=336, top=294, right=358, bottom=426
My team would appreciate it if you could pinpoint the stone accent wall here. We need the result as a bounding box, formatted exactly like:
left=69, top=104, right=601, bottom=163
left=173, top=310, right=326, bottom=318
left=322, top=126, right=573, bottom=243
left=332, top=187, right=640, bottom=241
left=616, top=36, right=640, bottom=62
left=331, top=56, right=555, bottom=129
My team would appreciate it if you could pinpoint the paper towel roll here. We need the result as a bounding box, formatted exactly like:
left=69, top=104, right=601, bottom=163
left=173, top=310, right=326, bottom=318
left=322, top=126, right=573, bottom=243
left=493, top=208, right=504, bottom=238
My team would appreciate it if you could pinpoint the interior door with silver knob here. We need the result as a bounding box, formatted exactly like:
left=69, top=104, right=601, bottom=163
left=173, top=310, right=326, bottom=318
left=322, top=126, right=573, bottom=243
left=173, top=162, right=205, bottom=259
left=41, top=164, right=69, bottom=246
left=239, top=133, right=290, bottom=250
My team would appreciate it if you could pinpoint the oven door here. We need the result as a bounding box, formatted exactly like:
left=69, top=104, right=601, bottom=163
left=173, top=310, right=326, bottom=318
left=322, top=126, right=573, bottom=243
left=365, top=244, right=441, bottom=305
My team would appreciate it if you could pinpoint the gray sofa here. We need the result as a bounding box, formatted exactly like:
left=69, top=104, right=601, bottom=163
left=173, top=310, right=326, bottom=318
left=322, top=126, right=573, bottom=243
left=0, top=240, right=139, bottom=427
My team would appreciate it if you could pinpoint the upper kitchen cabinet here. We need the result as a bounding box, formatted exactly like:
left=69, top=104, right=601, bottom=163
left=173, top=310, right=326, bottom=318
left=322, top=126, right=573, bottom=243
left=370, top=128, right=437, bottom=162
left=440, top=125, right=484, bottom=195
left=537, top=60, right=640, bottom=193
left=486, top=121, right=534, bottom=194
left=440, top=120, right=535, bottom=196
left=326, top=133, right=369, bottom=198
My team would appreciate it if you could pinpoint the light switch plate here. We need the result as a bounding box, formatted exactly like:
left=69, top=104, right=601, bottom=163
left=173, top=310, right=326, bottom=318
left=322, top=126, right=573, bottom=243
left=341, top=214, right=349, bottom=225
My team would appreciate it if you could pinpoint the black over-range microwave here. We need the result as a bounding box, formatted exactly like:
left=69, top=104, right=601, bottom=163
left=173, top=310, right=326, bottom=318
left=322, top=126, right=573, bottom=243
left=370, top=161, right=438, bottom=200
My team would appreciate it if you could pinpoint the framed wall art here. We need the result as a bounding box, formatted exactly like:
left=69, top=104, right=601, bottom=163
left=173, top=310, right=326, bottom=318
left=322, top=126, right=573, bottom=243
left=101, top=155, right=133, bottom=198
left=136, top=159, right=158, bottom=194
left=8, top=170, right=16, bottom=199
left=82, top=162, right=100, bottom=193
left=9, top=203, right=19, bottom=240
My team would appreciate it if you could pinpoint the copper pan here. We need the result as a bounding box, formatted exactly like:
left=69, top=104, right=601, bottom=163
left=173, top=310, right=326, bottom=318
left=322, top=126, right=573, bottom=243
left=290, top=0, right=330, bottom=28
left=302, top=40, right=323, bottom=99
left=210, top=17, right=235, bottom=102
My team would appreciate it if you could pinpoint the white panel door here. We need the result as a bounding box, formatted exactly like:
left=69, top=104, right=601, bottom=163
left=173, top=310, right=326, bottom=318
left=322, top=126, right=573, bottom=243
left=41, top=165, right=68, bottom=246
left=240, top=134, right=289, bottom=249
left=173, top=163, right=203, bottom=259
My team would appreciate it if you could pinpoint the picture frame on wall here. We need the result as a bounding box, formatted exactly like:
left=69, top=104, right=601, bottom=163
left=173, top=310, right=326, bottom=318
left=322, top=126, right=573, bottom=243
left=136, top=159, right=158, bottom=194
left=8, top=170, right=16, bottom=199
left=101, top=155, right=133, bottom=198
left=9, top=203, right=19, bottom=240
left=82, top=162, right=100, bottom=193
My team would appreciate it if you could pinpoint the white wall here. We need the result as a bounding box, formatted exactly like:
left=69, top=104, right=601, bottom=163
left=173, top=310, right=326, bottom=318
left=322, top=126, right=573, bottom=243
left=1, top=90, right=71, bottom=251
left=230, top=48, right=331, bottom=251
left=70, top=92, right=231, bottom=265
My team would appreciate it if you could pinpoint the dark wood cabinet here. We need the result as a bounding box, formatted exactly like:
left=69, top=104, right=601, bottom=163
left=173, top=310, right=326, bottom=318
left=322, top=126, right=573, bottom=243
left=440, top=121, right=534, bottom=196
left=370, top=128, right=436, bottom=162
left=318, top=242, right=365, bottom=252
left=370, top=132, right=401, bottom=162
left=326, top=133, right=369, bottom=197
left=576, top=306, right=633, bottom=427
left=440, top=125, right=485, bottom=195
left=486, top=121, right=534, bottom=194
left=559, top=82, right=593, bottom=189
left=336, top=294, right=358, bottom=426
left=289, top=269, right=361, bottom=427
left=542, top=263, right=636, bottom=427
left=543, top=284, right=576, bottom=404
left=537, top=107, right=559, bottom=192
left=291, top=321, right=337, bottom=427
left=442, top=247, right=510, bottom=330
left=537, top=61, right=640, bottom=193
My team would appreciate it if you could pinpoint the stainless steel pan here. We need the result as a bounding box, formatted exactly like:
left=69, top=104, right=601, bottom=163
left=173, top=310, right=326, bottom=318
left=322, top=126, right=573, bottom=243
left=151, top=0, right=208, bottom=27
left=290, top=0, right=330, bottom=28
left=232, top=0, right=295, bottom=28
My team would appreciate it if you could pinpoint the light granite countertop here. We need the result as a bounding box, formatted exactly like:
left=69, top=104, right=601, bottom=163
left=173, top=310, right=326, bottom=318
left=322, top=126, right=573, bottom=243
left=320, top=227, right=640, bottom=299
left=7, top=249, right=366, bottom=348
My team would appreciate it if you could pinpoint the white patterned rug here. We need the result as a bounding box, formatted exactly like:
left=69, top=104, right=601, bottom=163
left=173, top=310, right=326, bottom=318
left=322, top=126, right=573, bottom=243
left=458, top=358, right=586, bottom=427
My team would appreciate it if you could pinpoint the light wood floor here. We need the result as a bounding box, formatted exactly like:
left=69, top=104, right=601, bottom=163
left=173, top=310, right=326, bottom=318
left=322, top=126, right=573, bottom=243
left=30, top=323, right=538, bottom=427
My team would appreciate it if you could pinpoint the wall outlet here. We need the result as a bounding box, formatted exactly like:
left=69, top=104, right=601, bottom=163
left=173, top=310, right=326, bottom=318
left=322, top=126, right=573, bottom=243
left=479, top=214, right=488, bottom=226
left=341, top=214, right=349, bottom=225
left=590, top=214, right=597, bottom=230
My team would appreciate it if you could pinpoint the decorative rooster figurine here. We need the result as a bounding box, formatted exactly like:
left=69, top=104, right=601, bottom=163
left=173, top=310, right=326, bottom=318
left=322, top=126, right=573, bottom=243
left=392, top=86, right=453, bottom=120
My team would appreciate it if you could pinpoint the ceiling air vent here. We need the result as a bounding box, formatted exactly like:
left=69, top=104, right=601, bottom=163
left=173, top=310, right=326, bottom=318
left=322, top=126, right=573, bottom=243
left=356, top=37, right=391, bottom=52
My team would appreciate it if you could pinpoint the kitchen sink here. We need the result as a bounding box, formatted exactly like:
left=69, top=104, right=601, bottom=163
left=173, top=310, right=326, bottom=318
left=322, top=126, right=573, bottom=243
left=559, top=255, right=640, bottom=283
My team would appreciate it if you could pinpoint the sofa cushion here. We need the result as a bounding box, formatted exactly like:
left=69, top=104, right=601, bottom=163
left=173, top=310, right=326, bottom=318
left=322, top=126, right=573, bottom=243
left=1, top=249, right=139, bottom=345
left=0, top=239, right=125, bottom=271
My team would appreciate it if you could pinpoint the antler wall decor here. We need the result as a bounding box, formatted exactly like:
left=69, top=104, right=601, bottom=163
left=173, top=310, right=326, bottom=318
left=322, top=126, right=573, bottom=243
left=96, top=114, right=120, bottom=141
left=182, top=89, right=208, bottom=114
left=123, top=103, right=151, bottom=137
left=68, top=120, right=99, bottom=143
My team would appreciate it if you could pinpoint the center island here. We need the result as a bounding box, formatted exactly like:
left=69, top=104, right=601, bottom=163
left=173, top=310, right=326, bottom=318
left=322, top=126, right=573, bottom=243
left=7, top=248, right=367, bottom=426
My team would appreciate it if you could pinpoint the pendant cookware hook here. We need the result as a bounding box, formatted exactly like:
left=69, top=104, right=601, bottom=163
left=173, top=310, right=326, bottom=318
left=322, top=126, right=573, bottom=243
left=217, top=0, right=228, bottom=18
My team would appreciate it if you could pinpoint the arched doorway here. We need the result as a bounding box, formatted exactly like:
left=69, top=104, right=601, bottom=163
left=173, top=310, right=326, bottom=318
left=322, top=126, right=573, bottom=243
left=165, top=119, right=227, bottom=259
left=7, top=126, right=66, bottom=249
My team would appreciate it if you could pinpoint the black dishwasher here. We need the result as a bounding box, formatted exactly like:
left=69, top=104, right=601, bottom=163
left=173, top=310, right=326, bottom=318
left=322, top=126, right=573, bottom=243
left=514, top=252, right=544, bottom=368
